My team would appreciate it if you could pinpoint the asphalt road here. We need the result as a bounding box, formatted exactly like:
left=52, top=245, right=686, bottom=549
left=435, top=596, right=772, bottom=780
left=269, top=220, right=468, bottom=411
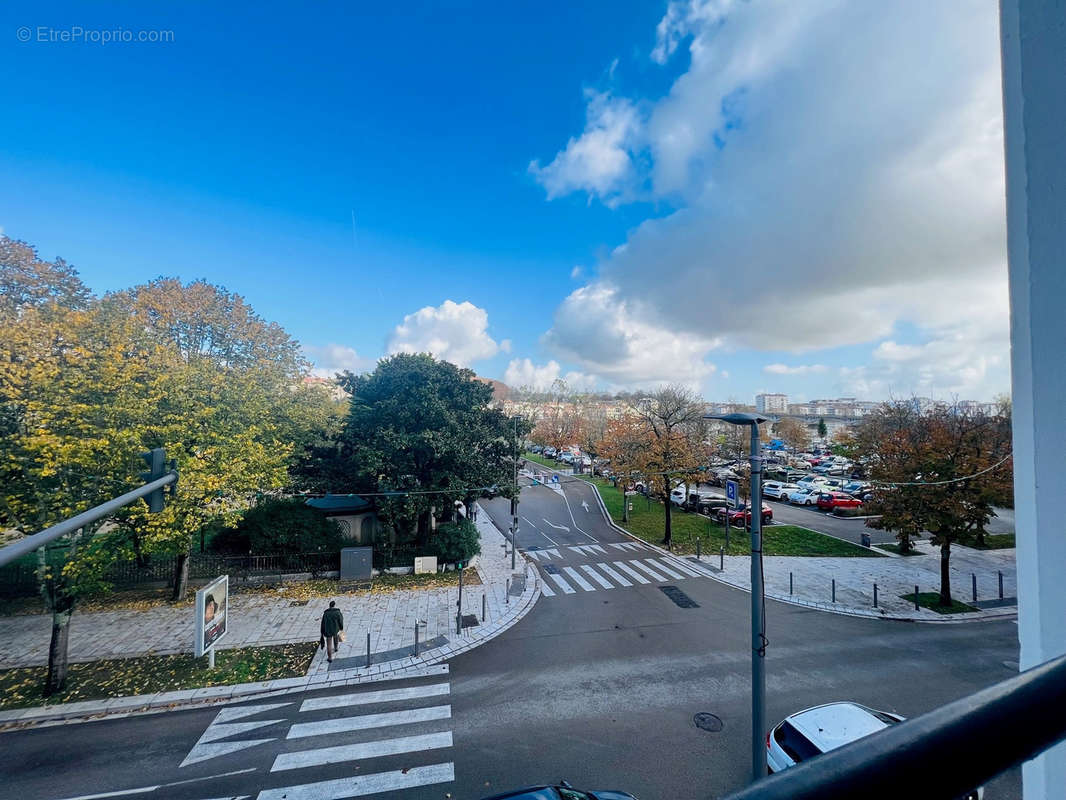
left=1, top=476, right=1022, bottom=800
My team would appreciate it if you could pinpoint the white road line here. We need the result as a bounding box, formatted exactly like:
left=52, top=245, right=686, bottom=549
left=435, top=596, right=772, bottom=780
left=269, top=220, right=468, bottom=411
left=662, top=556, right=704, bottom=577
left=287, top=706, right=451, bottom=740
left=559, top=490, right=597, bottom=542
left=589, top=544, right=608, bottom=555
left=563, top=566, right=596, bottom=591
left=609, top=543, right=630, bottom=551
left=546, top=570, right=576, bottom=594
left=271, top=731, right=453, bottom=772
left=521, top=516, right=558, bottom=546
left=257, top=763, right=455, bottom=800
left=546, top=548, right=561, bottom=559
left=596, top=563, right=632, bottom=587
left=613, top=561, right=650, bottom=584
left=56, top=770, right=258, bottom=800
left=631, top=560, right=668, bottom=582
left=526, top=550, right=543, bottom=561
left=539, top=578, right=556, bottom=596
left=580, top=564, right=614, bottom=589
left=648, top=558, right=685, bottom=580
left=299, top=683, right=449, bottom=713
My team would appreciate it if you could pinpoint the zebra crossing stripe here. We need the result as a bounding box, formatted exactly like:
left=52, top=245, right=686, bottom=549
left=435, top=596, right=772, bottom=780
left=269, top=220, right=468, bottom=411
left=613, top=561, right=650, bottom=584
left=300, top=683, right=449, bottom=713
left=609, top=543, right=630, bottom=551
left=539, top=578, right=556, bottom=596
left=562, top=566, right=596, bottom=591
left=270, top=731, right=453, bottom=772
left=631, top=560, right=668, bottom=582
left=257, top=763, right=455, bottom=800
left=546, top=570, right=576, bottom=594
left=663, top=556, right=704, bottom=577
left=596, top=563, right=632, bottom=587
left=580, top=564, right=614, bottom=589
left=647, top=558, right=685, bottom=580
left=287, top=706, right=451, bottom=740
left=589, top=544, right=608, bottom=555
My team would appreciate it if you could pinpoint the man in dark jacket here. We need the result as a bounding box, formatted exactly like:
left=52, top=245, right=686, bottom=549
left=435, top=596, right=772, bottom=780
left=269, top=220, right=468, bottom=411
left=320, top=600, right=344, bottom=662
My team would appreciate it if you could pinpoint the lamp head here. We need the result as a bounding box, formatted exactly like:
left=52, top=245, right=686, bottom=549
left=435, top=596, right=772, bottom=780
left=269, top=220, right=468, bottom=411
left=703, top=412, right=769, bottom=426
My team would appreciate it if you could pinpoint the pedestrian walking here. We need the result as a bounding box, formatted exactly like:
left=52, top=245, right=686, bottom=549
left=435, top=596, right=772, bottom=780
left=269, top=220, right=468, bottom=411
left=319, top=600, right=344, bottom=662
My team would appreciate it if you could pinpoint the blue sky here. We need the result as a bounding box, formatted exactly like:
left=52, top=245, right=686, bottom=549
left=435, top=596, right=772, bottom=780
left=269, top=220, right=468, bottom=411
left=0, top=1, right=1010, bottom=402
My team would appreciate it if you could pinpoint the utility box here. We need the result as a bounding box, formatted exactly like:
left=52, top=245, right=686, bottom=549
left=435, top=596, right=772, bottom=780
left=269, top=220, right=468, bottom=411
left=414, top=556, right=438, bottom=575
left=340, top=547, right=373, bottom=581
left=860, top=533, right=872, bottom=548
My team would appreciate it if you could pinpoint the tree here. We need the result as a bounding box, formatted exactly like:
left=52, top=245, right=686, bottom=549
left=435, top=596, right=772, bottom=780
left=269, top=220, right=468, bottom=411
left=335, top=354, right=529, bottom=551
left=213, top=498, right=344, bottom=555
left=817, top=418, right=828, bottom=439
left=0, top=236, right=91, bottom=317
left=856, top=402, right=1013, bottom=604
left=773, top=417, right=811, bottom=453
left=530, top=379, right=588, bottom=453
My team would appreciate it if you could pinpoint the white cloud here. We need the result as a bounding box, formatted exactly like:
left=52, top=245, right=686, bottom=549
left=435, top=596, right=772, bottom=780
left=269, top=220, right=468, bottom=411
left=529, top=91, right=642, bottom=204
left=535, top=0, right=1008, bottom=397
left=571, top=265, right=583, bottom=279
left=503, top=358, right=597, bottom=392
left=387, top=300, right=500, bottom=367
left=500, top=339, right=513, bottom=353
left=764, top=363, right=829, bottom=376
left=302, top=343, right=373, bottom=378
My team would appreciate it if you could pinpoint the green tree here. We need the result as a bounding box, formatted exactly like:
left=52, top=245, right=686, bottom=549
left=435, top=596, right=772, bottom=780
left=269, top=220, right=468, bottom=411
left=335, top=354, right=529, bottom=550
left=817, top=418, right=828, bottom=439
left=212, top=498, right=343, bottom=555
left=427, top=520, right=481, bottom=564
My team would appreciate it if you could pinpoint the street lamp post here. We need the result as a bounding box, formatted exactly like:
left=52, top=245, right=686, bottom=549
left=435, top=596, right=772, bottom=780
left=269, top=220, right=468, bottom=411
left=511, top=415, right=519, bottom=571
left=705, top=411, right=769, bottom=783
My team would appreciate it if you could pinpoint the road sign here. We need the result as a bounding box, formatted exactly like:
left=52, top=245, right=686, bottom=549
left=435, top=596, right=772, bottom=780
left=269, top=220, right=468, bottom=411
left=551, top=474, right=559, bottom=484
left=726, top=480, right=738, bottom=508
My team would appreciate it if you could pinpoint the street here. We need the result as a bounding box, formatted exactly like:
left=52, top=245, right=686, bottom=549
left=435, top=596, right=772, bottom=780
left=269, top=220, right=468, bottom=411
left=1, top=476, right=1021, bottom=800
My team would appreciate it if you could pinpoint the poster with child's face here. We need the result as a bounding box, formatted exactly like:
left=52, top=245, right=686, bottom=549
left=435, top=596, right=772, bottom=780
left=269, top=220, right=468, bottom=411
left=195, top=574, right=228, bottom=657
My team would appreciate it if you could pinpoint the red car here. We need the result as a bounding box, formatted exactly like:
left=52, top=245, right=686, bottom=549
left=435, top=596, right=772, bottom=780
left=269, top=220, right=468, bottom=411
left=715, top=503, right=773, bottom=526
left=815, top=491, right=863, bottom=511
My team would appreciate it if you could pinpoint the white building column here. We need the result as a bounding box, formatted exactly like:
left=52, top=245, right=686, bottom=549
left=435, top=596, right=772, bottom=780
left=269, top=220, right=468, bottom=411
left=1001, top=1, right=1066, bottom=796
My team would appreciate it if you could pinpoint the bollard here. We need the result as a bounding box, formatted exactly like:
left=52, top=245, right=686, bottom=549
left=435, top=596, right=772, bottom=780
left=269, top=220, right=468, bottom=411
left=790, top=571, right=793, bottom=596
left=874, top=582, right=878, bottom=608
left=482, top=593, right=487, bottom=622
left=367, top=632, right=371, bottom=668
left=999, top=571, right=1004, bottom=600
left=832, top=578, right=836, bottom=603
left=972, top=573, right=977, bottom=603
left=914, top=585, right=920, bottom=611
left=719, top=546, right=724, bottom=570
left=506, top=578, right=510, bottom=604
left=697, top=538, right=701, bottom=561
left=414, top=623, right=419, bottom=656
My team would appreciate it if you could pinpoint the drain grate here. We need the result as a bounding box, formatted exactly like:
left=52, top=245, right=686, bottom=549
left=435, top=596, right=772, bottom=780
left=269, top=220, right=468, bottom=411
left=660, top=585, right=700, bottom=608
left=461, top=614, right=480, bottom=629
left=694, top=712, right=723, bottom=732
left=288, top=600, right=309, bottom=607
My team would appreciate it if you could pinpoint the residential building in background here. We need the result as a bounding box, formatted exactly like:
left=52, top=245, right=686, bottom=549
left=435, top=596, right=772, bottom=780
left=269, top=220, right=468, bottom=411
left=755, top=393, right=788, bottom=414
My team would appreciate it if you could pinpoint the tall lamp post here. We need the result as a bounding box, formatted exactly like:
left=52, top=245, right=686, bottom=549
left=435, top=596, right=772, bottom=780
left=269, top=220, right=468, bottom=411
left=510, top=415, right=520, bottom=570
left=705, top=411, right=769, bottom=783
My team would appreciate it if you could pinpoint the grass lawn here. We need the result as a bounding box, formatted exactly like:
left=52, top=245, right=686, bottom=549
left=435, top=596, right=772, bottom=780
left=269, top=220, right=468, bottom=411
left=0, top=643, right=316, bottom=709
left=527, top=458, right=882, bottom=558
left=969, top=533, right=1016, bottom=550
left=903, top=591, right=978, bottom=615
left=876, top=543, right=925, bottom=557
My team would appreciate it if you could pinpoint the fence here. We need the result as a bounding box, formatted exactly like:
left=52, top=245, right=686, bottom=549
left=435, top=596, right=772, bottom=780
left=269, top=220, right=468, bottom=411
left=0, top=551, right=341, bottom=598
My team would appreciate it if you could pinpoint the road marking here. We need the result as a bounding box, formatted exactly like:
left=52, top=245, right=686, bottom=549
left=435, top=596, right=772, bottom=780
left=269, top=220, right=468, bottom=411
left=183, top=704, right=291, bottom=767
left=287, top=705, right=451, bottom=739
left=562, top=566, right=596, bottom=591
left=257, top=763, right=455, bottom=800
left=545, top=547, right=560, bottom=559
left=613, top=561, right=650, bottom=584
left=215, top=703, right=292, bottom=723
left=631, top=560, right=668, bottom=582
left=588, top=544, right=608, bottom=555
left=647, top=558, right=685, bottom=580
left=545, top=570, right=576, bottom=594
left=580, top=564, right=614, bottom=589
left=559, top=491, right=597, bottom=542
left=299, top=683, right=449, bottom=712
left=271, top=731, right=452, bottom=772
left=662, top=556, right=704, bottom=577
left=57, top=770, right=257, bottom=800
left=539, top=578, right=556, bottom=596
left=542, top=518, right=570, bottom=532
left=521, top=516, right=558, bottom=546
left=596, top=563, right=632, bottom=587
left=581, top=500, right=590, bottom=512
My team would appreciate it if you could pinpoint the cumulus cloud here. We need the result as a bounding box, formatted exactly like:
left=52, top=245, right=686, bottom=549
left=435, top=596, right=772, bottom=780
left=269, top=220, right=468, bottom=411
left=536, top=0, right=1009, bottom=398
left=764, top=364, right=829, bottom=376
left=529, top=91, right=642, bottom=203
left=503, top=358, right=597, bottom=392
left=387, top=300, right=500, bottom=367
left=302, top=343, right=374, bottom=378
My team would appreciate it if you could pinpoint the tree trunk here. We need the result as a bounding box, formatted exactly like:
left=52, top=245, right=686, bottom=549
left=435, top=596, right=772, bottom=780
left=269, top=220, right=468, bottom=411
left=45, top=597, right=75, bottom=696
left=172, top=552, right=190, bottom=601
left=939, top=539, right=952, bottom=606
left=663, top=489, right=673, bottom=548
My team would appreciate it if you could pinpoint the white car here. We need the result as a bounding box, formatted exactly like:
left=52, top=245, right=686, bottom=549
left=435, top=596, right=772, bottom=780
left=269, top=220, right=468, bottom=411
left=788, top=487, right=822, bottom=505
left=762, top=481, right=799, bottom=500
left=796, top=475, right=829, bottom=491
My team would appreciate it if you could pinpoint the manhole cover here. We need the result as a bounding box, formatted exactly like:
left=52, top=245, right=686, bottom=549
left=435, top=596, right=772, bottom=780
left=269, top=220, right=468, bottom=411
left=461, top=614, right=480, bottom=629
left=288, top=600, right=309, bottom=607
left=694, top=712, right=723, bottom=732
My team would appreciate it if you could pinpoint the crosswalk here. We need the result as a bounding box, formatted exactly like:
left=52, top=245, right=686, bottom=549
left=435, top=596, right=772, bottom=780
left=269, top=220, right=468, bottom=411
left=537, top=554, right=708, bottom=597
left=179, top=675, right=456, bottom=800
left=524, top=541, right=655, bottom=561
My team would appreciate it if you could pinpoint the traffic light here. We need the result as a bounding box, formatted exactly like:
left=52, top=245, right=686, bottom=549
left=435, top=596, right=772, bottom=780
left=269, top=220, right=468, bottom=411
left=140, top=448, right=170, bottom=513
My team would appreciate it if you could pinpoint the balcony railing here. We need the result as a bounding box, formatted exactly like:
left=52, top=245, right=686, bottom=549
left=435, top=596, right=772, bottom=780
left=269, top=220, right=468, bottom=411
left=721, top=652, right=1066, bottom=800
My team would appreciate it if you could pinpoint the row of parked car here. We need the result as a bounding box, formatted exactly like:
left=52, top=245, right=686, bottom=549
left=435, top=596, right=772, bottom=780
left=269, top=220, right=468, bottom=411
left=529, top=445, right=592, bottom=468
left=763, top=475, right=873, bottom=511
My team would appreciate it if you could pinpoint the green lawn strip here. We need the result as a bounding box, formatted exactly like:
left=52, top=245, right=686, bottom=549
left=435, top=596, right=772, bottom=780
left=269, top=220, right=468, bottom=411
left=559, top=465, right=882, bottom=558
left=901, top=592, right=978, bottom=615
left=0, top=642, right=317, bottom=710
left=968, top=533, right=1016, bottom=550
left=876, top=543, right=925, bottom=557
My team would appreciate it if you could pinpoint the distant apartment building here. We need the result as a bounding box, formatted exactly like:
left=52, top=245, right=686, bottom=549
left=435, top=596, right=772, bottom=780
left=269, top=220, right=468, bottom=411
left=755, top=393, right=788, bottom=414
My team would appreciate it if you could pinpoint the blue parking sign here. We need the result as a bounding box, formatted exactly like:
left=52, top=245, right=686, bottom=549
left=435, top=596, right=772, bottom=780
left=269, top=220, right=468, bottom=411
left=552, top=474, right=559, bottom=484
left=726, top=480, right=738, bottom=508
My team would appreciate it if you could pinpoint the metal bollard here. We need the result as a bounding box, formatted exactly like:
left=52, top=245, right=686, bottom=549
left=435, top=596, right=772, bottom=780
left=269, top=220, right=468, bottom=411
left=414, top=623, right=419, bottom=656
left=874, top=582, right=878, bottom=608
left=790, top=571, right=793, bottom=596
left=999, top=571, right=1004, bottom=599
left=972, top=573, right=977, bottom=603
left=719, top=546, right=724, bottom=570
left=367, top=632, right=371, bottom=668
left=482, top=593, right=487, bottom=622
left=914, top=585, right=920, bottom=611
left=832, top=578, right=836, bottom=603
left=697, top=538, right=701, bottom=561
left=506, top=578, right=510, bottom=604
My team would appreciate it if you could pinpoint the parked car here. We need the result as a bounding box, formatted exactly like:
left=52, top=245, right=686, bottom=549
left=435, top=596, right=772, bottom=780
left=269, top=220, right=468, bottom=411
left=543, top=446, right=557, bottom=457
left=481, top=784, right=638, bottom=800
left=530, top=445, right=543, bottom=454
left=762, top=481, right=800, bottom=500
left=842, top=480, right=870, bottom=495
left=815, top=491, right=863, bottom=511
left=788, top=487, right=823, bottom=506
left=715, top=503, right=773, bottom=526
left=670, top=485, right=688, bottom=506
left=796, top=475, right=829, bottom=491
left=686, top=489, right=729, bottom=514
left=767, top=703, right=904, bottom=773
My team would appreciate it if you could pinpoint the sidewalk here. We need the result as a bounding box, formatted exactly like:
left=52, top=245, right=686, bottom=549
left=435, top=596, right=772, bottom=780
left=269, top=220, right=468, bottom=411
left=0, top=507, right=539, bottom=672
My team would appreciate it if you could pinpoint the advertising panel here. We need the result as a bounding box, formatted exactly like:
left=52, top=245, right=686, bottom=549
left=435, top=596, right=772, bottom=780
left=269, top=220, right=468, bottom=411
left=195, top=574, right=228, bottom=657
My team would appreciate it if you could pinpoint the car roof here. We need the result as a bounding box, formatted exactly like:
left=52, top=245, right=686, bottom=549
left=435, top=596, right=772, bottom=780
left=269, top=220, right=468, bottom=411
left=788, top=703, right=889, bottom=753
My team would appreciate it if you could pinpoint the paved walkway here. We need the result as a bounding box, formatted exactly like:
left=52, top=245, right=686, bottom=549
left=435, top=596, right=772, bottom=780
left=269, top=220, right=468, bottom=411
left=0, top=507, right=537, bottom=669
